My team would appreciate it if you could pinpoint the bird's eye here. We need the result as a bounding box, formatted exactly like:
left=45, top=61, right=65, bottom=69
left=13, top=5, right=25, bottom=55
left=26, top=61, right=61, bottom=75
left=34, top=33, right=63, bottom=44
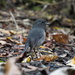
left=42, top=21, right=44, bottom=23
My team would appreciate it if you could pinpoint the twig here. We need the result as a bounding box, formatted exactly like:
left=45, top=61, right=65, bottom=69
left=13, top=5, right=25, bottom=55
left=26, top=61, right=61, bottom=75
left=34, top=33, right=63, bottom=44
left=9, top=10, right=19, bottom=29
left=0, top=19, right=21, bottom=22
left=32, top=0, right=75, bottom=6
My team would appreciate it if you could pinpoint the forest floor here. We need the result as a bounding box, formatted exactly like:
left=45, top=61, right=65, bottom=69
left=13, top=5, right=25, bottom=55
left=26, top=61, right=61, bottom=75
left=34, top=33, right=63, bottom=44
left=0, top=7, right=75, bottom=75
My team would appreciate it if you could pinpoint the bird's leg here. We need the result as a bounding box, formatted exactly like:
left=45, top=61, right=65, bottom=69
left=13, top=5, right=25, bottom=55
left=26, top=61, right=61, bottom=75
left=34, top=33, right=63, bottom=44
left=34, top=48, right=38, bottom=58
left=37, top=47, right=41, bottom=57
left=29, top=48, right=34, bottom=59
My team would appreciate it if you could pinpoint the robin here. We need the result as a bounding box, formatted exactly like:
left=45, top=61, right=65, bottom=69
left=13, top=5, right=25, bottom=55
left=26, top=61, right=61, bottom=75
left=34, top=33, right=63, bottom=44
left=23, top=19, right=50, bottom=55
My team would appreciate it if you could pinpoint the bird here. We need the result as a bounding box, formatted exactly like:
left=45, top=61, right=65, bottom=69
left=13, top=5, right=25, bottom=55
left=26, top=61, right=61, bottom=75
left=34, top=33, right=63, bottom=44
left=23, top=19, right=50, bottom=54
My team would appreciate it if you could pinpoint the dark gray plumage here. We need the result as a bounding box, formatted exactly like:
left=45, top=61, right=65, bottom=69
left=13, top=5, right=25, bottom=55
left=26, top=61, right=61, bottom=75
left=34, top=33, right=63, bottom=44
left=23, top=19, right=49, bottom=53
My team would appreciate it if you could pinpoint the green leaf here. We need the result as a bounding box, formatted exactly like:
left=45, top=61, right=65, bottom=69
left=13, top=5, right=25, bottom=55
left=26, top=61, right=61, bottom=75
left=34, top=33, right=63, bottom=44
left=0, top=60, right=4, bottom=63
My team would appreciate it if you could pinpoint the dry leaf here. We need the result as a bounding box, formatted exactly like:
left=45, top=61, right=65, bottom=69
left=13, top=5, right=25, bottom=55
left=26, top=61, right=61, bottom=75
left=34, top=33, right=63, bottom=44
left=53, top=33, right=69, bottom=44
left=0, top=28, right=10, bottom=35
left=12, top=52, right=20, bottom=55
left=22, top=56, right=31, bottom=63
left=72, top=57, right=75, bottom=64
left=40, top=50, right=53, bottom=54
left=66, top=57, right=75, bottom=67
left=0, top=53, right=8, bottom=57
left=17, top=43, right=23, bottom=45
left=6, top=37, right=23, bottom=45
left=23, top=38, right=27, bottom=42
left=9, top=30, right=16, bottom=35
left=2, top=24, right=7, bottom=28
left=45, top=41, right=52, bottom=47
left=39, top=46, right=46, bottom=49
left=66, top=19, right=72, bottom=23
left=34, top=55, right=58, bottom=62
left=0, top=40, right=6, bottom=45
left=6, top=37, right=12, bottom=40
left=53, top=26, right=62, bottom=30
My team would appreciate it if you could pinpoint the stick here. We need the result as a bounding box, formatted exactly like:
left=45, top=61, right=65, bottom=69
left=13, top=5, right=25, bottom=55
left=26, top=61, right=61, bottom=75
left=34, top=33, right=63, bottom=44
left=9, top=10, right=19, bottom=29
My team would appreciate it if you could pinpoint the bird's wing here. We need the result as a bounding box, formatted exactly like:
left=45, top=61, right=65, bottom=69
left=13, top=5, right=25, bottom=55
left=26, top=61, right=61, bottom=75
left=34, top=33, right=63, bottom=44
left=28, top=28, right=45, bottom=47
left=38, top=33, right=45, bottom=43
left=35, top=30, right=45, bottom=46
left=25, top=28, right=45, bottom=49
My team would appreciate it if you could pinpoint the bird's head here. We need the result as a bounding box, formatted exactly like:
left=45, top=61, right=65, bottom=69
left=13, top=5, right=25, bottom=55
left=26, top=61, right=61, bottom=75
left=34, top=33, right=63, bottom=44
left=33, top=19, right=50, bottom=30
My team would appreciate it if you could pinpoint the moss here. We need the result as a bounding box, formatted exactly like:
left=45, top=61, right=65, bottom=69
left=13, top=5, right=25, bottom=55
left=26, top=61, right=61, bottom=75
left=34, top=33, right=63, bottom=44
left=32, top=6, right=42, bottom=11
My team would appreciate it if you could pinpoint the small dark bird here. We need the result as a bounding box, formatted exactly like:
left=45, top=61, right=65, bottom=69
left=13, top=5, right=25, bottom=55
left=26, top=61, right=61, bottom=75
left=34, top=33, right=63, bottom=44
left=23, top=19, right=50, bottom=53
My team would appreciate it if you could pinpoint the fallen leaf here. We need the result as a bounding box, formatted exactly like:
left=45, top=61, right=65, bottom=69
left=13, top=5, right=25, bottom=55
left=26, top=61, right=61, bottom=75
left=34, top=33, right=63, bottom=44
left=23, top=38, right=27, bottom=42
left=40, top=50, right=53, bottom=54
left=6, top=37, right=12, bottom=40
left=0, top=40, right=6, bottom=45
left=0, top=28, right=10, bottom=35
left=39, top=46, right=46, bottom=49
left=22, top=56, right=31, bottom=63
left=2, top=24, right=7, bottom=28
left=66, top=57, right=75, bottom=67
left=16, top=42, right=23, bottom=45
left=0, top=60, right=4, bottom=63
left=66, top=19, right=72, bottom=23
left=0, top=53, right=8, bottom=57
left=12, top=52, right=20, bottom=55
left=6, top=37, right=23, bottom=45
left=45, top=41, right=52, bottom=47
left=53, top=26, right=62, bottom=30
left=53, top=33, right=69, bottom=44
left=34, top=55, right=58, bottom=62
left=9, top=30, right=16, bottom=35
left=72, top=57, right=75, bottom=64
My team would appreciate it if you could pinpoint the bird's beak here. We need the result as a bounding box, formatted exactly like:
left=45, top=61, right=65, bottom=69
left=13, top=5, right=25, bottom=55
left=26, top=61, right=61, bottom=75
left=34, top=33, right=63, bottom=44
left=45, top=22, right=50, bottom=25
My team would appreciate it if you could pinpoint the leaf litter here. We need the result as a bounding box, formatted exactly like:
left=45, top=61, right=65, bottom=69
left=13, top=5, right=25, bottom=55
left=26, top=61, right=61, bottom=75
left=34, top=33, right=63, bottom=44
left=0, top=9, right=75, bottom=75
